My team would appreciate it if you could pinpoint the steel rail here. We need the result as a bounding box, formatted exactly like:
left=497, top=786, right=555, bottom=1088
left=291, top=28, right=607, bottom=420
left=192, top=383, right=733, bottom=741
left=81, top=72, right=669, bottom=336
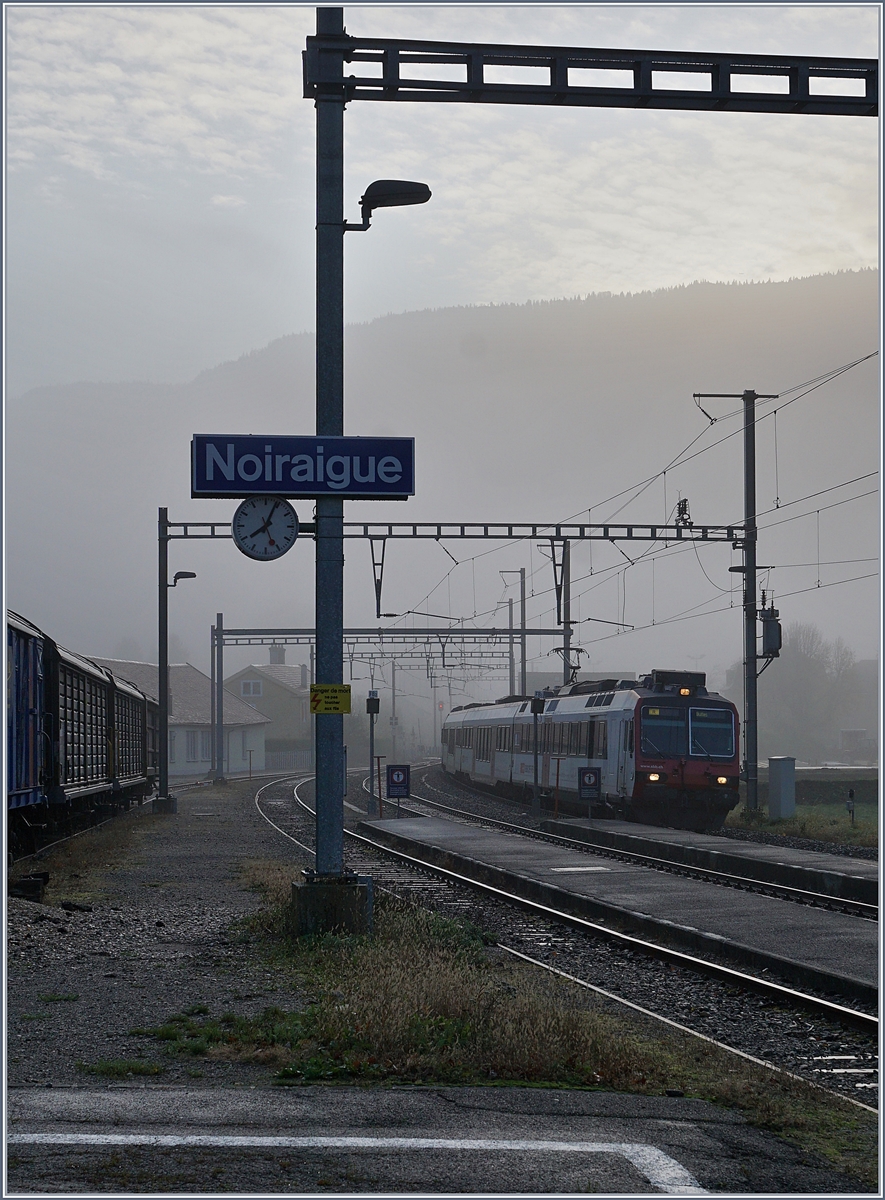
left=498, top=945, right=877, bottom=1116
left=405, top=773, right=878, bottom=920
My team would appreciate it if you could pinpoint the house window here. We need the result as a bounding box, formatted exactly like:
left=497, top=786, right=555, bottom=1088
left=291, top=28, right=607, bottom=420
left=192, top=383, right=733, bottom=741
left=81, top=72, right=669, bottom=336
left=200, top=731, right=212, bottom=761
left=241, top=729, right=248, bottom=757
left=186, top=731, right=198, bottom=761
left=241, top=680, right=262, bottom=697
left=169, top=731, right=176, bottom=763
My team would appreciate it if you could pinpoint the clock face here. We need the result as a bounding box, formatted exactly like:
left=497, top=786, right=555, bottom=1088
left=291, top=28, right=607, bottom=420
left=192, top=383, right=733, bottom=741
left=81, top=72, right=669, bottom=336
left=232, top=496, right=299, bottom=561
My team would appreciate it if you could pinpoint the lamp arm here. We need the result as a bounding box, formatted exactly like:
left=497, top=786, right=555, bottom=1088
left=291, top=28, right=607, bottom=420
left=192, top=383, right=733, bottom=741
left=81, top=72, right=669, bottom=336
left=344, top=210, right=371, bottom=232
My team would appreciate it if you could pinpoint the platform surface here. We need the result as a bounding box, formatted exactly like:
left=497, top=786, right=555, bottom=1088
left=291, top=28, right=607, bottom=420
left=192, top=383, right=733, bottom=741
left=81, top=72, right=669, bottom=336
left=362, top=817, right=878, bottom=990
left=542, top=818, right=879, bottom=900
left=542, top=816, right=873, bottom=883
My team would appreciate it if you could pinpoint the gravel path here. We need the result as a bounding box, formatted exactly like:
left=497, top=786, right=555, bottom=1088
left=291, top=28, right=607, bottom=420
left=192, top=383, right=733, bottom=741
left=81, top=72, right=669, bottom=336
left=7, top=779, right=311, bottom=1088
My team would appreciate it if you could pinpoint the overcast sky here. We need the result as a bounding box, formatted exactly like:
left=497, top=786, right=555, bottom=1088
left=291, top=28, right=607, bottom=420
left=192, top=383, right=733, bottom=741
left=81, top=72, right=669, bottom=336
left=5, top=3, right=879, bottom=398
left=3, top=3, right=880, bottom=727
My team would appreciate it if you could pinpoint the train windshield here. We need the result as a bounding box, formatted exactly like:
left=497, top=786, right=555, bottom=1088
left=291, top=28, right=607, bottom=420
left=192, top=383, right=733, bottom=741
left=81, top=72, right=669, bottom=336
left=639, top=706, right=686, bottom=757
left=689, top=708, right=735, bottom=758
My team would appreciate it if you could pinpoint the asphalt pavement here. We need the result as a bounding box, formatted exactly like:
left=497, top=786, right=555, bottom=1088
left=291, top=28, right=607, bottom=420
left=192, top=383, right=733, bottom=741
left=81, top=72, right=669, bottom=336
left=5, top=1084, right=868, bottom=1194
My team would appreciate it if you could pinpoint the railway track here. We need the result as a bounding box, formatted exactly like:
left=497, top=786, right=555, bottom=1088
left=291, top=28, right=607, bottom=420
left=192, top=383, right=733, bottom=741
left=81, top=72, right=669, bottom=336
left=254, top=772, right=878, bottom=1113
left=406, top=768, right=877, bottom=920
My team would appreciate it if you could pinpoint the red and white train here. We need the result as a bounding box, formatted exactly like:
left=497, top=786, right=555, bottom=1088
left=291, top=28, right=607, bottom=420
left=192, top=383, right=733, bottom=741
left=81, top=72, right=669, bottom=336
left=441, top=670, right=741, bottom=831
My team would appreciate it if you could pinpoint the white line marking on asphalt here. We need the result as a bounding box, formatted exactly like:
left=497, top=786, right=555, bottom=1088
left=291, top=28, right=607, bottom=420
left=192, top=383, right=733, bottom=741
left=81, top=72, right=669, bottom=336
left=7, top=1135, right=707, bottom=1193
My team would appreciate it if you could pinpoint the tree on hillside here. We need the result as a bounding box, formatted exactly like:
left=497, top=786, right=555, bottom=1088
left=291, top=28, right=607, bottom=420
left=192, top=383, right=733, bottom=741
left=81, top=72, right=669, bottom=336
left=726, top=623, right=858, bottom=765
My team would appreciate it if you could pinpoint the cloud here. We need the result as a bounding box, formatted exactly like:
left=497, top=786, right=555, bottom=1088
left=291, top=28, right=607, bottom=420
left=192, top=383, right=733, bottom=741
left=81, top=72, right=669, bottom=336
left=6, top=6, right=312, bottom=178
left=4, top=5, right=878, bottom=393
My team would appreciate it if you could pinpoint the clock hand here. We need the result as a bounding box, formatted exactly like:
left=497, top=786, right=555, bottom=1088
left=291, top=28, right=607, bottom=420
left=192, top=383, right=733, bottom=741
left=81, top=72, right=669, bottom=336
left=249, top=503, right=280, bottom=539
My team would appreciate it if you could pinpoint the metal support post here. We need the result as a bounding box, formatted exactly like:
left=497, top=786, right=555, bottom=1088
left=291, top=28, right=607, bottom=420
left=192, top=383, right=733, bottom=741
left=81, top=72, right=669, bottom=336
left=743, top=390, right=759, bottom=811
left=314, top=4, right=346, bottom=875
left=158, top=508, right=170, bottom=802
left=368, top=712, right=376, bottom=815
left=366, top=689, right=379, bottom=816
left=376, top=756, right=385, bottom=818
left=508, top=598, right=515, bottom=695
left=532, top=704, right=540, bottom=821
left=209, top=624, right=216, bottom=776
left=309, top=641, right=316, bottom=768
left=519, top=568, right=527, bottom=697
left=391, top=660, right=397, bottom=762
left=562, top=539, right=572, bottom=686
left=215, top=612, right=225, bottom=782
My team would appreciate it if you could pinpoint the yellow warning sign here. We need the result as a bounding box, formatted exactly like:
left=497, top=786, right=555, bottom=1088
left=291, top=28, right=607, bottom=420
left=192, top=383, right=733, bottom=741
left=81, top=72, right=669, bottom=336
left=310, top=684, right=352, bottom=714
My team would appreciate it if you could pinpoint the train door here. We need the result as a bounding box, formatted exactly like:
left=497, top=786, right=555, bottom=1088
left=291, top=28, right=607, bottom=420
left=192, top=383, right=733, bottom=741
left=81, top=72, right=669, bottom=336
left=615, top=721, right=626, bottom=795
left=617, top=718, right=635, bottom=796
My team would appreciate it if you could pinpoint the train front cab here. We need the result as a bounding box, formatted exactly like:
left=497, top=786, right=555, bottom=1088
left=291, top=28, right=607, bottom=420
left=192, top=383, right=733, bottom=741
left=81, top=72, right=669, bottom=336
left=630, top=683, right=740, bottom=830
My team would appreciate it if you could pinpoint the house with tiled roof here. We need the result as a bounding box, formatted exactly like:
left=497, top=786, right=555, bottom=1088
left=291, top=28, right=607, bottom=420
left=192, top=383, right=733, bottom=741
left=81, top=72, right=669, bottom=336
left=224, top=657, right=312, bottom=759
left=90, top=659, right=269, bottom=778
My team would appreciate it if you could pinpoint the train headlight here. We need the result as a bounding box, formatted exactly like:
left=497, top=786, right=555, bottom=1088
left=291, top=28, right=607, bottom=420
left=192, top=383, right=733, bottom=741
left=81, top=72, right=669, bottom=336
left=679, top=687, right=691, bottom=696
left=716, top=776, right=728, bottom=785
left=648, top=773, right=661, bottom=782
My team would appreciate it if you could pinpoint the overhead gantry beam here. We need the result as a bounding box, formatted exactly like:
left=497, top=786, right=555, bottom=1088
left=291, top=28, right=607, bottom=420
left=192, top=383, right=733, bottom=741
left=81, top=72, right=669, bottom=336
left=167, top=519, right=740, bottom=542
left=304, top=35, right=877, bottom=117
left=221, top=627, right=563, bottom=643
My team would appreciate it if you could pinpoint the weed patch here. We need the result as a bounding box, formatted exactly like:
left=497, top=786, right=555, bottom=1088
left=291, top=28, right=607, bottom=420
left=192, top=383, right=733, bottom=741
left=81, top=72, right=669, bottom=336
left=727, top=802, right=877, bottom=847
left=136, top=898, right=877, bottom=1188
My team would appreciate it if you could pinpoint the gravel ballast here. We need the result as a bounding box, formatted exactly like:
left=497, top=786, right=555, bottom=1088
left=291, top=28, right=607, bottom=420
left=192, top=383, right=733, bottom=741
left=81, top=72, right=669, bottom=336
left=7, top=780, right=312, bottom=1088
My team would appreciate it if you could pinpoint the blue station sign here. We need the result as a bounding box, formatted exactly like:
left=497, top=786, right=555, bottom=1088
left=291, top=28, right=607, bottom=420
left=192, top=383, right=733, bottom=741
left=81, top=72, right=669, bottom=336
left=192, top=435, right=415, bottom=499
left=578, top=767, right=601, bottom=800
left=386, top=765, right=411, bottom=799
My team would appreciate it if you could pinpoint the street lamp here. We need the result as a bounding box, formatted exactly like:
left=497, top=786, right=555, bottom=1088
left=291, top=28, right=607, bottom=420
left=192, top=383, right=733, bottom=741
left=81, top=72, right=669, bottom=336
left=158, top=505, right=196, bottom=814
left=345, top=179, right=432, bottom=232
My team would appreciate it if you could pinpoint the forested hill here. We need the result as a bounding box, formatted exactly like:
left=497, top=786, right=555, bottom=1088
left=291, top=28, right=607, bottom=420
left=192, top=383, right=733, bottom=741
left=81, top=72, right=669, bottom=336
left=6, top=269, right=879, bottom=675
